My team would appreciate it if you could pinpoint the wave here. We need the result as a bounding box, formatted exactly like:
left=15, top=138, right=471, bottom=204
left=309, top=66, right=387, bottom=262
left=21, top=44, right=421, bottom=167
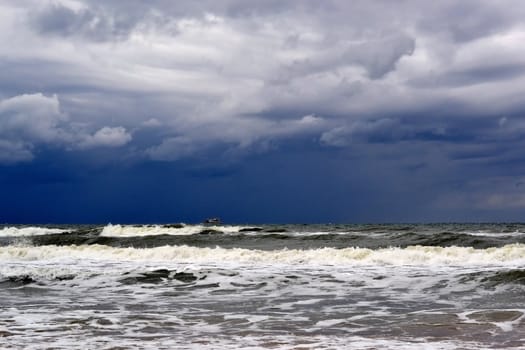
left=2, top=244, right=525, bottom=266
left=5, top=226, right=524, bottom=251
left=98, top=224, right=379, bottom=238
left=99, top=224, right=246, bottom=237
left=460, top=269, right=525, bottom=287
left=483, top=269, right=525, bottom=285
left=461, top=231, right=525, bottom=237
left=0, top=226, right=69, bottom=237
left=80, top=224, right=525, bottom=242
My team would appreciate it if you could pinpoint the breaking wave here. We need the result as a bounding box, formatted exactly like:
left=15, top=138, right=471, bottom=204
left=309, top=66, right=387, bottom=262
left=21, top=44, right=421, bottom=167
left=2, top=244, right=525, bottom=266
left=0, top=226, right=69, bottom=237
left=99, top=224, right=245, bottom=237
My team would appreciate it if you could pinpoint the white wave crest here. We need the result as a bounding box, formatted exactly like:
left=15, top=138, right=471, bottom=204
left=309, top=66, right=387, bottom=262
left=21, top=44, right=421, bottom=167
left=462, top=231, right=525, bottom=237
left=0, top=227, right=69, bottom=237
left=1, top=244, right=525, bottom=266
left=100, top=224, right=245, bottom=237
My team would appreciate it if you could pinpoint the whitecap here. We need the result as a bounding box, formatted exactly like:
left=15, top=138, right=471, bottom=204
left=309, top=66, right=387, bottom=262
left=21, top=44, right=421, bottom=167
left=1, top=243, right=525, bottom=267
left=0, top=227, right=69, bottom=237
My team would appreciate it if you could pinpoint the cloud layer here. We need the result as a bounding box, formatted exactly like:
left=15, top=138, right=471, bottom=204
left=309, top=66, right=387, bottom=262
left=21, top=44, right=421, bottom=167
left=3, top=1, right=525, bottom=159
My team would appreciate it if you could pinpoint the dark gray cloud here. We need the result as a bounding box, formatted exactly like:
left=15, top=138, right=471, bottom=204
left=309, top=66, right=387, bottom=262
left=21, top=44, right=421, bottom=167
left=410, top=63, right=525, bottom=88
left=273, top=34, right=415, bottom=83
left=30, top=3, right=143, bottom=41
left=417, top=1, right=519, bottom=43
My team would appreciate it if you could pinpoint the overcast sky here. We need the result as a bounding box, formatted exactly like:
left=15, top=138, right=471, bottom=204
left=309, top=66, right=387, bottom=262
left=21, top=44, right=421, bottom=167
left=2, top=0, right=525, bottom=223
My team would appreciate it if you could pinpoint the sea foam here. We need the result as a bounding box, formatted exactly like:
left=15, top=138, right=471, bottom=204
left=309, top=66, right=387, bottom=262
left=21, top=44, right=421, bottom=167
left=100, top=224, right=243, bottom=237
left=0, top=227, right=68, bottom=237
left=1, top=244, right=525, bottom=266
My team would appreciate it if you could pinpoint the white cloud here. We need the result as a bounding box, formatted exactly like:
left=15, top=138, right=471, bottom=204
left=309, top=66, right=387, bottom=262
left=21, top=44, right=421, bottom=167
left=0, top=93, right=68, bottom=143
left=320, top=127, right=351, bottom=147
left=142, top=118, right=162, bottom=127
left=0, top=93, right=133, bottom=163
left=146, top=136, right=196, bottom=161
left=78, top=126, right=132, bottom=149
left=0, top=93, right=67, bottom=163
left=320, top=118, right=399, bottom=147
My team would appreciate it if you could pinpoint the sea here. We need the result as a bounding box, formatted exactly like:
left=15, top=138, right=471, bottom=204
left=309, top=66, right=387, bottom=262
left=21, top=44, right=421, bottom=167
left=0, top=223, right=524, bottom=349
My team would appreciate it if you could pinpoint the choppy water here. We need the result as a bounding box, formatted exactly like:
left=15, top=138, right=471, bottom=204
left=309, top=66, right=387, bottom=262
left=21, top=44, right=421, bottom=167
left=1, top=223, right=525, bottom=349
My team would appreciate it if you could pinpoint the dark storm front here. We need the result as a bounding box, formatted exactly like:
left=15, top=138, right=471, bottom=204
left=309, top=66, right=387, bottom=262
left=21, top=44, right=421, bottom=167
left=0, top=224, right=524, bottom=349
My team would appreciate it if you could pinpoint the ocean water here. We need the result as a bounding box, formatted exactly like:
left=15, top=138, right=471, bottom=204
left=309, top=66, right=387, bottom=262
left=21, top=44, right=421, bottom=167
left=0, top=223, right=524, bottom=349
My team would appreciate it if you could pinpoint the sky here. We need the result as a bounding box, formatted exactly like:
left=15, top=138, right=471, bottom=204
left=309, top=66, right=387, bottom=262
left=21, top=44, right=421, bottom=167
left=2, top=0, right=525, bottom=224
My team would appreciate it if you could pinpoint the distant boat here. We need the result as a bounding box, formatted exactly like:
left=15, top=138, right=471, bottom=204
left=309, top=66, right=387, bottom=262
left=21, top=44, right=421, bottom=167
left=203, top=217, right=221, bottom=225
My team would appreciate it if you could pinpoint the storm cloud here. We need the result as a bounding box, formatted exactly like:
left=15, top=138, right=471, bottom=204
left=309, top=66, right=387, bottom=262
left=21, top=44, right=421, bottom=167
left=2, top=0, right=525, bottom=222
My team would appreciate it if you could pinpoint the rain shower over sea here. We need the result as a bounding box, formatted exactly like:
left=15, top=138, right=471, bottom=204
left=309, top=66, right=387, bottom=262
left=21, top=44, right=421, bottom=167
left=1, top=223, right=524, bottom=349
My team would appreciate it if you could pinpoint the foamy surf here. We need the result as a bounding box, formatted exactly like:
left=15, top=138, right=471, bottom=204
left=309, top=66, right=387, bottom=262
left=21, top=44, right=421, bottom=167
left=462, top=230, right=525, bottom=237
left=0, top=226, right=69, bottom=237
left=2, top=244, right=525, bottom=266
left=2, top=223, right=524, bottom=349
left=99, top=223, right=246, bottom=237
